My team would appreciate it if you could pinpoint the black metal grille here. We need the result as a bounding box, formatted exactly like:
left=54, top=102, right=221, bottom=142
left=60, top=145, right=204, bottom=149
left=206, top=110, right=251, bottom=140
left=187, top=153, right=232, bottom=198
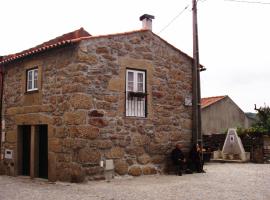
left=126, top=92, right=146, bottom=117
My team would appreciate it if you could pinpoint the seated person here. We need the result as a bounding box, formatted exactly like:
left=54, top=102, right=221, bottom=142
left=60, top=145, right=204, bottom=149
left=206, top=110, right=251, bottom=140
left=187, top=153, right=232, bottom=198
left=189, top=143, right=205, bottom=173
left=171, top=143, right=186, bottom=176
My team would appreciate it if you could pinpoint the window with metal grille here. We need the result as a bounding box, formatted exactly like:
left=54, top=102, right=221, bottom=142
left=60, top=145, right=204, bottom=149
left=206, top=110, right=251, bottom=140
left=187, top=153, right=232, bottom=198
left=125, top=69, right=146, bottom=117
left=27, top=68, right=38, bottom=92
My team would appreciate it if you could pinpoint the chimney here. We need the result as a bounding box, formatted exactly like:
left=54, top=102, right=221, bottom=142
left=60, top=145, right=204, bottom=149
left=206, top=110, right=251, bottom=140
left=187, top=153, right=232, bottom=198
left=139, top=14, right=155, bottom=31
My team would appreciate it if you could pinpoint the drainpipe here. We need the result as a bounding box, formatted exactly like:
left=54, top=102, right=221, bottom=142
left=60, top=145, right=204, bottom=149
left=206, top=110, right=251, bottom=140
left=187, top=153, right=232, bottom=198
left=0, top=64, right=3, bottom=152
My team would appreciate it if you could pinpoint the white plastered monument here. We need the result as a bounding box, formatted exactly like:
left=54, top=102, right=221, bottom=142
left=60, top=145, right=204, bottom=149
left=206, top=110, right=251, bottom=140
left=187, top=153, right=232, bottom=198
left=221, top=128, right=248, bottom=161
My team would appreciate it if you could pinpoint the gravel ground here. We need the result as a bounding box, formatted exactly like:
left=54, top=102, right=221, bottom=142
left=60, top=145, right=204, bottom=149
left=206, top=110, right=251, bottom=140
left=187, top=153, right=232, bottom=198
left=0, top=163, right=269, bottom=200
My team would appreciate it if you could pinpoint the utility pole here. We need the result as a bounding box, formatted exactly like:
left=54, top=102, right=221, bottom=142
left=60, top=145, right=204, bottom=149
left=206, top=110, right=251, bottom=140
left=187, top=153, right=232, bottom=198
left=192, top=0, right=202, bottom=145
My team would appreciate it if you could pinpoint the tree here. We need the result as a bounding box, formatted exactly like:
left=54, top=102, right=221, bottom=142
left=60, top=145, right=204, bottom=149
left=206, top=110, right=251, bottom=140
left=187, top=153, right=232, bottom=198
left=253, top=104, right=270, bottom=133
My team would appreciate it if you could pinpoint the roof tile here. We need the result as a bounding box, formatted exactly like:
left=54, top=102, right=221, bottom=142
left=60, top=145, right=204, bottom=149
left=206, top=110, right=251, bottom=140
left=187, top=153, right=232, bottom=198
left=0, top=27, right=91, bottom=65
left=0, top=27, right=204, bottom=69
left=201, top=95, right=227, bottom=108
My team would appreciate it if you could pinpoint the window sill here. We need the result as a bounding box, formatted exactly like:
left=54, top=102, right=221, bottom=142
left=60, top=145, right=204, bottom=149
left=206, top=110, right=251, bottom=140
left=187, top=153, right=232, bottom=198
left=25, top=90, right=39, bottom=95
left=125, top=116, right=147, bottom=119
left=127, top=91, right=148, bottom=98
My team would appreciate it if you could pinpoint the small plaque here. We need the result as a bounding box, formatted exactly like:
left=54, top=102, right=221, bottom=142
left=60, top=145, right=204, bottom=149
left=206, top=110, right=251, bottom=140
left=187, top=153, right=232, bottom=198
left=229, top=135, right=235, bottom=143
left=105, top=159, right=114, bottom=170
left=4, top=149, right=13, bottom=159
left=185, top=97, right=192, bottom=106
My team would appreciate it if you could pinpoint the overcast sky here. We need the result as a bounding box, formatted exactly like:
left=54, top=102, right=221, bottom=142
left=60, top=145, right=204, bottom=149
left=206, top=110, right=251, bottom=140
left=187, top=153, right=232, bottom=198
left=1, top=0, right=269, bottom=112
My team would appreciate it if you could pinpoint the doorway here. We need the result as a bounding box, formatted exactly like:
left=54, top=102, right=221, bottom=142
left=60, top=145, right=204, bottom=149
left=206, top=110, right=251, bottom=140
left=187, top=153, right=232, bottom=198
left=37, top=125, right=48, bottom=179
left=20, top=125, right=31, bottom=176
left=17, top=125, right=48, bottom=179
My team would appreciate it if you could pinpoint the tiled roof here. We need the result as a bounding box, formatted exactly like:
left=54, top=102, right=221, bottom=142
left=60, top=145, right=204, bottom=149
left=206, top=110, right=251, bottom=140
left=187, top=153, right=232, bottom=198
left=201, top=95, right=227, bottom=108
left=0, top=29, right=152, bottom=65
left=82, top=29, right=149, bottom=40
left=0, top=27, right=91, bottom=65
left=0, top=28, right=205, bottom=70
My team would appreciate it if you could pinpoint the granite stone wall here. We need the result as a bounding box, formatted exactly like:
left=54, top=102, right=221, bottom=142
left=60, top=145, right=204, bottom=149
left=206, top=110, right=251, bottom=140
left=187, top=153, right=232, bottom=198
left=1, top=31, right=193, bottom=181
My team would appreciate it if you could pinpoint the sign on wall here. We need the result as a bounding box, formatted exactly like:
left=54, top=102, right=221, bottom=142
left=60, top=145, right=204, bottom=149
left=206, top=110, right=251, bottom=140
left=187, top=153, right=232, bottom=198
left=185, top=96, right=192, bottom=106
left=4, top=149, right=13, bottom=159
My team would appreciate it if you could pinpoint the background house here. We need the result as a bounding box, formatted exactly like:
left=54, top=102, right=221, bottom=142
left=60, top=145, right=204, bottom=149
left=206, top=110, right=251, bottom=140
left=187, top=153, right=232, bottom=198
left=0, top=16, right=194, bottom=182
left=201, top=95, right=255, bottom=135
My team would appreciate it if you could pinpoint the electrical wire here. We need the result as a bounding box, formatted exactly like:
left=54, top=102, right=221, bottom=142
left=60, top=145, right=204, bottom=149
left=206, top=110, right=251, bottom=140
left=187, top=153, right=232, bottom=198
left=224, top=0, right=270, bottom=5
left=158, top=4, right=190, bottom=35
left=158, top=0, right=268, bottom=36
left=157, top=0, right=210, bottom=35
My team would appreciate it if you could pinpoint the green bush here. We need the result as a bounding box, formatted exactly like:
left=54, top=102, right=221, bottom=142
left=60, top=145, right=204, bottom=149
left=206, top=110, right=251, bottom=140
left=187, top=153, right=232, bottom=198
left=236, top=105, right=270, bottom=136
left=253, top=105, right=270, bottom=134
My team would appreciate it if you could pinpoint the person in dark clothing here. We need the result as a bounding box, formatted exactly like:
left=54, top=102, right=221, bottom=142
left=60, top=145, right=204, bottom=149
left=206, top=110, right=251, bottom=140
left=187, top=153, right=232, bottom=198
left=171, top=143, right=186, bottom=176
left=189, top=143, right=205, bottom=173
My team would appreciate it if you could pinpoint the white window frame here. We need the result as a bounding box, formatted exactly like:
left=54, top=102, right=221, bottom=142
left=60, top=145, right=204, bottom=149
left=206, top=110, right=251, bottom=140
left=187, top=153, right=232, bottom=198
left=27, top=68, right=38, bottom=92
left=125, top=69, right=146, bottom=117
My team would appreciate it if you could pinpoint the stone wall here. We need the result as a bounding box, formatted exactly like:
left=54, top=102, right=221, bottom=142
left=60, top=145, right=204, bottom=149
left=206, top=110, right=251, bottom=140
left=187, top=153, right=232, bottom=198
left=1, top=30, right=193, bottom=181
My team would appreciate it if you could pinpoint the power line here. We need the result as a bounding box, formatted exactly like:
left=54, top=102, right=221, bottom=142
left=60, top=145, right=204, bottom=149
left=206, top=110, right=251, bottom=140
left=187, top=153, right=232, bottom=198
left=158, top=0, right=269, bottom=36
left=158, top=4, right=190, bottom=35
left=224, top=0, right=270, bottom=5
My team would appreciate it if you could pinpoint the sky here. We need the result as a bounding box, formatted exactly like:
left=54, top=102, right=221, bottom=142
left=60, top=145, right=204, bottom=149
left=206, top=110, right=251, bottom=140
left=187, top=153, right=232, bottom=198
left=1, top=0, right=269, bottom=112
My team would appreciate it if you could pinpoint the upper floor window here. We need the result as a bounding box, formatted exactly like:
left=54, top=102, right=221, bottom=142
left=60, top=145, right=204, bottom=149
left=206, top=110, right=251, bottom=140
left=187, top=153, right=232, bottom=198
left=27, top=68, right=38, bottom=92
left=126, top=69, right=147, bottom=117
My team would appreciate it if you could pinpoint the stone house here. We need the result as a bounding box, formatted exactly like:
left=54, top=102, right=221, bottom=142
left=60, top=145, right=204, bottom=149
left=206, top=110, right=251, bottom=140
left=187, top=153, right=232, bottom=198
left=0, top=16, right=194, bottom=182
left=201, top=95, right=254, bottom=135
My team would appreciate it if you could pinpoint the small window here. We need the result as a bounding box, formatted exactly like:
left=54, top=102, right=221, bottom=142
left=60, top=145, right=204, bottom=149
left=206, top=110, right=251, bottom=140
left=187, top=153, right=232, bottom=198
left=27, top=68, right=38, bottom=92
left=125, top=69, right=146, bottom=117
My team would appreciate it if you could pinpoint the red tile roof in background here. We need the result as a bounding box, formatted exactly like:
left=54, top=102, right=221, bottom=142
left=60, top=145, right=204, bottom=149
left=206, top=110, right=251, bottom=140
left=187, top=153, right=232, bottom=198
left=201, top=95, right=227, bottom=108
left=0, top=27, right=91, bottom=65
